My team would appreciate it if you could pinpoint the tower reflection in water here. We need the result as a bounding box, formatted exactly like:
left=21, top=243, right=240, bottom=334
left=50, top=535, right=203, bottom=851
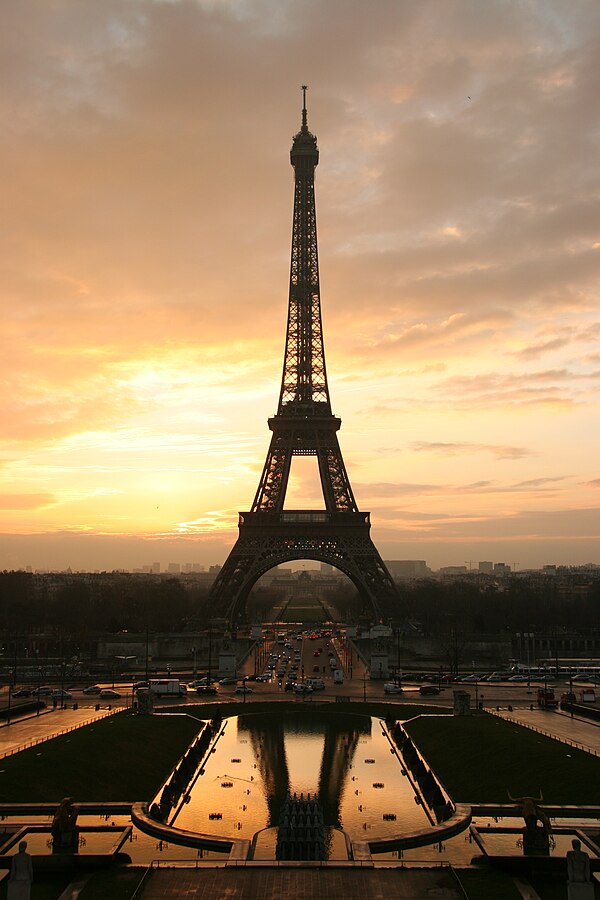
left=170, top=712, right=430, bottom=857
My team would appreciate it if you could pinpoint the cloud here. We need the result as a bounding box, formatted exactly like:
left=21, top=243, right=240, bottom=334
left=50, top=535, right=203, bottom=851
left=410, top=441, right=533, bottom=460
left=0, top=494, right=55, bottom=510
left=1, top=0, right=599, bottom=569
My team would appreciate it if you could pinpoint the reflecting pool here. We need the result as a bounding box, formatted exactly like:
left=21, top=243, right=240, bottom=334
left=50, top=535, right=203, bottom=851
left=168, top=712, right=431, bottom=855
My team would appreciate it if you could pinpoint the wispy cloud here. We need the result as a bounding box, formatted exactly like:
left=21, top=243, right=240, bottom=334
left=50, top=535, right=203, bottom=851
left=410, top=441, right=533, bottom=460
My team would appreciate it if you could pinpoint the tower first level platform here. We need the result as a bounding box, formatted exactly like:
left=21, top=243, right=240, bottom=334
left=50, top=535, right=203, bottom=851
left=209, top=509, right=396, bottom=622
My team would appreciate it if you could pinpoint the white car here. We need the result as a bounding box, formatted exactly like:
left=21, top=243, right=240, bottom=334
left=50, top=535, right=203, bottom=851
left=383, top=683, right=403, bottom=694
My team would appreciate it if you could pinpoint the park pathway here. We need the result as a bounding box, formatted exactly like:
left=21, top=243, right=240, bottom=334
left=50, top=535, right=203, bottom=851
left=0, top=705, right=117, bottom=757
left=494, top=706, right=600, bottom=755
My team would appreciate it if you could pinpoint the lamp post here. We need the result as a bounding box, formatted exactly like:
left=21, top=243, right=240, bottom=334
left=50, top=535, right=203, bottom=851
left=6, top=679, right=13, bottom=726
left=60, top=659, right=66, bottom=709
left=191, top=646, right=197, bottom=679
left=37, top=666, right=42, bottom=716
left=363, top=669, right=367, bottom=703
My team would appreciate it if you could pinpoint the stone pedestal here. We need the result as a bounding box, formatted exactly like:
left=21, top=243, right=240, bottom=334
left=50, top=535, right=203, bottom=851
left=567, top=885, right=594, bottom=900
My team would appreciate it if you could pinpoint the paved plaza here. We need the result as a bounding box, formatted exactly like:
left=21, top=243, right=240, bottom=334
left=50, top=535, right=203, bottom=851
left=138, top=867, right=465, bottom=899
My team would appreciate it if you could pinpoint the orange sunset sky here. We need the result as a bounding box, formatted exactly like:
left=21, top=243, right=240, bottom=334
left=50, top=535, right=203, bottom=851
left=1, top=0, right=599, bottom=572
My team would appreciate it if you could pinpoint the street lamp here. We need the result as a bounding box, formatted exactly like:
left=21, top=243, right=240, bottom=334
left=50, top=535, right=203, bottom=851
left=37, top=666, right=42, bottom=716
left=6, top=679, right=13, bottom=726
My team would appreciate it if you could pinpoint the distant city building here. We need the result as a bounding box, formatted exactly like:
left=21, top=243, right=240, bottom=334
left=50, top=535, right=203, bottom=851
left=152, top=562, right=161, bottom=574
left=167, top=563, right=181, bottom=574
left=385, top=560, right=430, bottom=578
left=493, top=562, right=511, bottom=575
left=478, top=561, right=494, bottom=574
left=439, top=565, right=468, bottom=576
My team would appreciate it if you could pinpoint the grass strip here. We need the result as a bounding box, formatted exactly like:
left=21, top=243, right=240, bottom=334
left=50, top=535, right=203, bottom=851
left=0, top=874, right=70, bottom=899
left=456, top=868, right=523, bottom=899
left=405, top=713, right=600, bottom=804
left=0, top=711, right=202, bottom=802
left=77, top=866, right=147, bottom=899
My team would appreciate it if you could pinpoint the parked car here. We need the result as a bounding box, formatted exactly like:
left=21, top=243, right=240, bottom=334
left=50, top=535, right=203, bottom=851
left=83, top=685, right=102, bottom=694
left=33, top=686, right=53, bottom=696
left=100, top=689, right=122, bottom=699
left=12, top=688, right=32, bottom=698
left=508, top=675, right=528, bottom=682
left=51, top=690, right=73, bottom=700
left=383, top=683, right=403, bottom=694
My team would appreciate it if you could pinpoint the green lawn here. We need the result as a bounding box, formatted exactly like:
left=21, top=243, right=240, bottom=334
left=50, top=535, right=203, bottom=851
left=0, top=711, right=203, bottom=802
left=405, top=713, right=600, bottom=804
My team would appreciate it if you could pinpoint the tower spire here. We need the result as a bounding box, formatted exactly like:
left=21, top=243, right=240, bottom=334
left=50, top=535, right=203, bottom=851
left=301, top=84, right=308, bottom=130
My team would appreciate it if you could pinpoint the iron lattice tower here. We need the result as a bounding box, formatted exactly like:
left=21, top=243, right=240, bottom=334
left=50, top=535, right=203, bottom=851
left=210, top=88, right=398, bottom=622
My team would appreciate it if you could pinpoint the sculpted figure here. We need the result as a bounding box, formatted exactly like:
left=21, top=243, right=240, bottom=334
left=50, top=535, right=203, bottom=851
left=8, top=840, right=33, bottom=900
left=507, top=789, right=552, bottom=834
left=51, top=797, right=79, bottom=852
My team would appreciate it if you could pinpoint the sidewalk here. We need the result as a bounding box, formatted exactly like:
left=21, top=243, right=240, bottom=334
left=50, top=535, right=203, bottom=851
left=0, top=706, right=117, bottom=757
left=493, top=706, right=600, bottom=755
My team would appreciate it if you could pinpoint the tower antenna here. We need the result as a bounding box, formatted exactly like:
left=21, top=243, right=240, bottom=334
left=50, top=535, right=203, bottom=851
left=301, top=84, right=308, bottom=129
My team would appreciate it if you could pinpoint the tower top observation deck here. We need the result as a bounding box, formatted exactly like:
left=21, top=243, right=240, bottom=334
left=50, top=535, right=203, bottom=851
left=291, top=85, right=319, bottom=167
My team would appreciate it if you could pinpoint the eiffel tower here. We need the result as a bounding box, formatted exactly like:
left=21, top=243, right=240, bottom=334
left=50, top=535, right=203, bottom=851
left=210, top=88, right=398, bottom=623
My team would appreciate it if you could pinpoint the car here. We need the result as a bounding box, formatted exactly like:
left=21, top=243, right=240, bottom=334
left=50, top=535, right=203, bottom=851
left=256, top=673, right=271, bottom=682
left=100, top=689, right=122, bottom=698
left=12, top=688, right=32, bottom=698
left=235, top=685, right=253, bottom=694
left=508, top=675, right=528, bottom=682
left=313, top=665, right=321, bottom=673
left=383, top=683, right=403, bottom=694
left=51, top=690, right=73, bottom=700
left=293, top=683, right=313, bottom=694
left=419, top=685, right=441, bottom=695
left=196, top=686, right=218, bottom=696
left=83, top=685, right=102, bottom=694
left=33, top=686, right=53, bottom=696
left=219, top=676, right=237, bottom=685
left=284, top=682, right=294, bottom=691
left=461, top=675, right=481, bottom=683
left=572, top=673, right=592, bottom=682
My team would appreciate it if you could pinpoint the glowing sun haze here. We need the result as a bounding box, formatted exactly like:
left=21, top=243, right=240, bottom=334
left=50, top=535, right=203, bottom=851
left=1, top=0, right=599, bottom=572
